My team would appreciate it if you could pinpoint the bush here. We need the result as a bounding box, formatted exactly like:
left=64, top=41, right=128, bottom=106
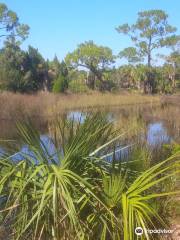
left=52, top=75, right=68, bottom=93
left=69, top=79, right=89, bottom=93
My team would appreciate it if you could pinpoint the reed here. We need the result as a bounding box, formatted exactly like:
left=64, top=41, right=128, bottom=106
left=0, top=92, right=161, bottom=121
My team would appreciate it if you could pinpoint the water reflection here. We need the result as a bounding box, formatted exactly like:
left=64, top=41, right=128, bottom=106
left=68, top=111, right=86, bottom=123
left=0, top=135, right=59, bottom=164
left=0, top=103, right=179, bottom=162
left=68, top=109, right=175, bottom=145
left=147, top=122, right=171, bottom=146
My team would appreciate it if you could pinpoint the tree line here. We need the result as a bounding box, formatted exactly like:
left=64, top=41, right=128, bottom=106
left=0, top=3, right=179, bottom=94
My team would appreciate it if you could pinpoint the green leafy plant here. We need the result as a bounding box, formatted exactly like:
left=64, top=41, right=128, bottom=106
left=0, top=114, right=179, bottom=240
left=52, top=75, right=68, bottom=93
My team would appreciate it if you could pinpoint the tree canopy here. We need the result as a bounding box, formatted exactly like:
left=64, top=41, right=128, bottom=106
left=0, top=5, right=179, bottom=94
left=116, top=9, right=180, bottom=67
left=65, top=41, right=115, bottom=89
left=0, top=3, right=29, bottom=42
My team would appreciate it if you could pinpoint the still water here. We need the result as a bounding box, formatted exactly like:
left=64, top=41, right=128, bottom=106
left=0, top=103, right=179, bottom=162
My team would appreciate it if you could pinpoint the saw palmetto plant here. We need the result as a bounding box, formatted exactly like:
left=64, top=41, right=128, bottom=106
left=0, top=113, right=179, bottom=240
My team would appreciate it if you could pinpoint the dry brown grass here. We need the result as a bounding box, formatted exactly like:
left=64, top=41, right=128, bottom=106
left=162, top=94, right=180, bottom=107
left=0, top=91, right=161, bottom=121
left=47, top=92, right=161, bottom=117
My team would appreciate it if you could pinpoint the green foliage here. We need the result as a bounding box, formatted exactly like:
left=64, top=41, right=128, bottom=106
left=116, top=9, right=180, bottom=67
left=0, top=114, right=179, bottom=239
left=109, top=63, right=179, bottom=94
left=0, top=4, right=52, bottom=93
left=24, top=46, right=49, bottom=91
left=65, top=41, right=114, bottom=70
left=65, top=41, right=115, bottom=90
left=0, top=5, right=179, bottom=94
left=0, top=38, right=25, bottom=91
left=0, top=42, right=49, bottom=92
left=119, top=47, right=142, bottom=64
left=49, top=57, right=68, bottom=79
left=111, top=65, right=148, bottom=90
left=52, top=75, right=68, bottom=93
left=0, top=3, right=29, bottom=42
left=164, top=143, right=180, bottom=155
left=68, top=70, right=88, bottom=93
left=69, top=79, right=89, bottom=93
left=60, top=60, right=68, bottom=77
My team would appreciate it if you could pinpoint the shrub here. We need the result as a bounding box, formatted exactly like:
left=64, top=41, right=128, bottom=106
left=52, top=75, right=68, bottom=93
left=69, top=79, right=89, bottom=93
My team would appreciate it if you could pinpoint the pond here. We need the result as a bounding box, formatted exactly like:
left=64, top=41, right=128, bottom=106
left=0, top=103, right=179, bottom=162
left=68, top=110, right=172, bottom=145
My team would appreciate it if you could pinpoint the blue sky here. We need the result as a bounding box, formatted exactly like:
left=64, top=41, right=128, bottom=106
left=2, top=0, right=180, bottom=63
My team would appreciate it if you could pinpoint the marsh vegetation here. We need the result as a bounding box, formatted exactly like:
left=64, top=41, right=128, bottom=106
left=0, top=94, right=180, bottom=240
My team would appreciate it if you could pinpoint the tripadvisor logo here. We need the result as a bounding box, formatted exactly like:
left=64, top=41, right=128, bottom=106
left=135, top=227, right=174, bottom=236
left=135, top=227, right=143, bottom=236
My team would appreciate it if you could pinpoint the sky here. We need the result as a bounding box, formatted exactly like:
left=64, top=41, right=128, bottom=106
left=2, top=0, right=180, bottom=63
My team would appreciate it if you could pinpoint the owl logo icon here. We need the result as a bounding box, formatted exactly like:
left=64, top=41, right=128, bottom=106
left=135, top=227, right=144, bottom=236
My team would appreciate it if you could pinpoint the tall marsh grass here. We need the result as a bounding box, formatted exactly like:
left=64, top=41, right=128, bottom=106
left=0, top=92, right=161, bottom=120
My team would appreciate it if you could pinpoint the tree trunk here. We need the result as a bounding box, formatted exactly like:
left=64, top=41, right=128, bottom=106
left=148, top=53, right=151, bottom=68
left=86, top=71, right=95, bottom=89
left=147, top=36, right=152, bottom=68
left=144, top=37, right=154, bottom=94
left=43, top=71, right=50, bottom=92
left=88, top=66, right=111, bottom=91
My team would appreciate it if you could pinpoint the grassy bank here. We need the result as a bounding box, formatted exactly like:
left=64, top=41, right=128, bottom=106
left=0, top=92, right=161, bottom=120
